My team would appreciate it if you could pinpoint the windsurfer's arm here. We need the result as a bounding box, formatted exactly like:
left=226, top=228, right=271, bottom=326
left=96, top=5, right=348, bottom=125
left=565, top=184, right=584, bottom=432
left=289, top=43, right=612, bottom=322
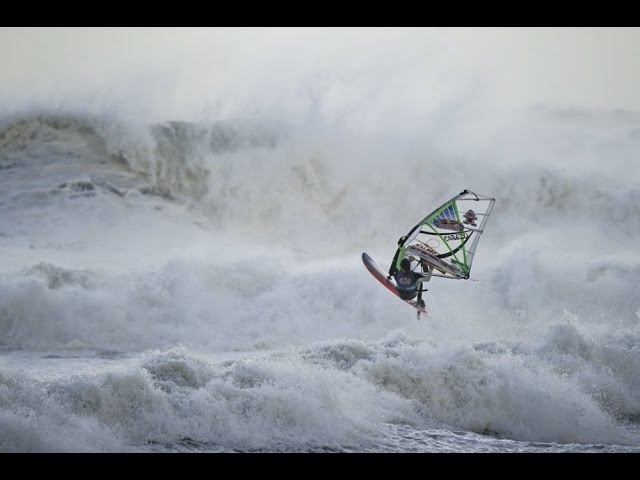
left=419, top=261, right=433, bottom=282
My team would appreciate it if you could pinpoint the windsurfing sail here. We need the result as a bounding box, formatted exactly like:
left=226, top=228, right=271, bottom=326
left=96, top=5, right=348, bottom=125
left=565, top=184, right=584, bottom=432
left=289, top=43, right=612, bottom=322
left=389, top=189, right=495, bottom=280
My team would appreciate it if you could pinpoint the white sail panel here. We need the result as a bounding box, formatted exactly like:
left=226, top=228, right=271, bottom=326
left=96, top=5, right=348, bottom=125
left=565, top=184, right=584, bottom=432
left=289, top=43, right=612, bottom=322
left=390, top=190, right=495, bottom=280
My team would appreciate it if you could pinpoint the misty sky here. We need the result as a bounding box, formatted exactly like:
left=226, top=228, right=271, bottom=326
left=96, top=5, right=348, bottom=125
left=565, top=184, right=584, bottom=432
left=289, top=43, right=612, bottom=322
left=1, top=27, right=639, bottom=119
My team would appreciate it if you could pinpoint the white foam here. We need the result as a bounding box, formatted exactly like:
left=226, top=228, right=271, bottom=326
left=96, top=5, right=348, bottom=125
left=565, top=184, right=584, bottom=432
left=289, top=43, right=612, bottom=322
left=1, top=38, right=640, bottom=449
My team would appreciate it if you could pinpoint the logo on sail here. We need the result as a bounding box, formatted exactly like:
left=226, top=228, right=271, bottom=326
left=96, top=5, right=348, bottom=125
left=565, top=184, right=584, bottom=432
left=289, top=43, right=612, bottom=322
left=463, top=209, right=477, bottom=226
left=434, top=218, right=463, bottom=232
left=433, top=204, right=464, bottom=232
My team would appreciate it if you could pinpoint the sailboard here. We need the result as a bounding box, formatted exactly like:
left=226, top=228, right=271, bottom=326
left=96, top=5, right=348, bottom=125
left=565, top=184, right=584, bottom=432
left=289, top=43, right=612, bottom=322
left=362, top=252, right=428, bottom=316
left=363, top=189, right=495, bottom=318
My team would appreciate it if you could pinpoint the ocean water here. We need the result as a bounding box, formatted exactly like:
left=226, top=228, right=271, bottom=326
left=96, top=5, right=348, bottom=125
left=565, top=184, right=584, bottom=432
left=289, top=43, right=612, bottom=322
left=2, top=28, right=640, bottom=453
left=1, top=106, right=639, bottom=453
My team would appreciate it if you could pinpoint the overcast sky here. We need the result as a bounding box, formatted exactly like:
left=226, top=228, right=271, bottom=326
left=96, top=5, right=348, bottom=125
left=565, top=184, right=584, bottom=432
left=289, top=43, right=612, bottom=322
left=1, top=27, right=639, bottom=120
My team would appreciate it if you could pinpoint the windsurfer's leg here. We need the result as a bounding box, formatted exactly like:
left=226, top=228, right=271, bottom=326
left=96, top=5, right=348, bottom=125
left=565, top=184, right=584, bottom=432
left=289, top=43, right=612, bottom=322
left=416, top=280, right=425, bottom=307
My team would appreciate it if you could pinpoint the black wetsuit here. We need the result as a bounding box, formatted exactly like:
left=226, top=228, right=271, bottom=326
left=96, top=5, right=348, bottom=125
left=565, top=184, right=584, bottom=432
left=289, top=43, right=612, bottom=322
left=394, top=270, right=423, bottom=301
